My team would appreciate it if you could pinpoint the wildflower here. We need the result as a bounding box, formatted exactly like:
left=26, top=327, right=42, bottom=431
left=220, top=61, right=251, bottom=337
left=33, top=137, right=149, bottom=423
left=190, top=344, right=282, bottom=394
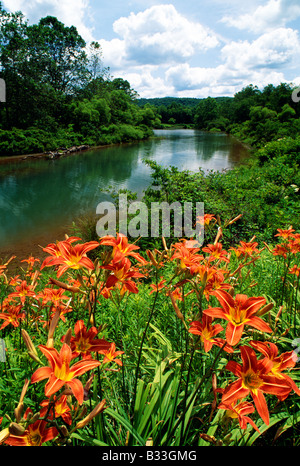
left=250, top=340, right=300, bottom=399
left=41, top=240, right=99, bottom=277
left=289, top=265, right=300, bottom=277
left=100, top=342, right=124, bottom=366
left=202, top=243, right=230, bottom=264
left=99, top=233, right=147, bottom=264
left=230, top=241, right=260, bottom=258
left=170, top=240, right=203, bottom=272
left=21, top=256, right=40, bottom=269
left=0, top=302, right=25, bottom=330
left=31, top=343, right=101, bottom=404
left=149, top=278, right=167, bottom=294
left=218, top=400, right=260, bottom=433
left=64, top=320, right=111, bottom=359
left=8, top=280, right=36, bottom=304
left=221, top=345, right=291, bottom=425
left=4, top=409, right=58, bottom=446
left=102, top=255, right=144, bottom=294
left=204, top=290, right=272, bottom=346
left=272, top=244, right=289, bottom=258
left=275, top=227, right=295, bottom=239
left=203, top=269, right=232, bottom=300
left=196, top=214, right=216, bottom=226
left=40, top=395, right=72, bottom=425
left=189, top=314, right=233, bottom=353
left=37, top=287, right=70, bottom=307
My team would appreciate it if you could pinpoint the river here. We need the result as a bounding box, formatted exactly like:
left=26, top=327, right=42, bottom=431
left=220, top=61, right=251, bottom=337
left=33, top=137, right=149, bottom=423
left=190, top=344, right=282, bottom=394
left=0, top=129, right=249, bottom=263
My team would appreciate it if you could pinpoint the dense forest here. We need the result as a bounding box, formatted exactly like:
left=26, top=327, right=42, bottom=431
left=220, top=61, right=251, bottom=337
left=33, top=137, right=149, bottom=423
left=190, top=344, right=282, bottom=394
left=0, top=5, right=160, bottom=156
left=138, top=83, right=300, bottom=148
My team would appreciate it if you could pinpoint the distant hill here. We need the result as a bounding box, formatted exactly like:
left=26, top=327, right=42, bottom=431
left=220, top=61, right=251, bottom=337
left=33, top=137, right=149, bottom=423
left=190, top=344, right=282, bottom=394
left=136, top=96, right=233, bottom=108
left=136, top=97, right=201, bottom=108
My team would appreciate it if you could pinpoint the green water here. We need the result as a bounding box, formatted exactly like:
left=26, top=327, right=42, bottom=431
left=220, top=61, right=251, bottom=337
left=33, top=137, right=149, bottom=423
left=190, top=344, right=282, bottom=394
left=0, top=129, right=249, bottom=248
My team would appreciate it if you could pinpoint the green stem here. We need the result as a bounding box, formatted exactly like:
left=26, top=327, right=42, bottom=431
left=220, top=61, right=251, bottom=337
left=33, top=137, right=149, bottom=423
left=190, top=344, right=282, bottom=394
left=131, top=276, right=159, bottom=415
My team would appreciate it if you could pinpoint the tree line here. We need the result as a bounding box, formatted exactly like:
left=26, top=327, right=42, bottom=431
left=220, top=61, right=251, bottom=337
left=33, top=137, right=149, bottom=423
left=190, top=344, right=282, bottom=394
left=0, top=4, right=160, bottom=156
left=139, top=83, right=300, bottom=148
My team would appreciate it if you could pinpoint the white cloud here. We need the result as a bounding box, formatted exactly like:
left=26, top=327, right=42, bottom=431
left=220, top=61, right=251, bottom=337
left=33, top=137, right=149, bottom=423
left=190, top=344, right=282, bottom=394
left=2, top=0, right=95, bottom=42
left=221, top=28, right=299, bottom=71
left=221, top=0, right=300, bottom=34
left=165, top=62, right=286, bottom=98
left=101, top=4, right=219, bottom=67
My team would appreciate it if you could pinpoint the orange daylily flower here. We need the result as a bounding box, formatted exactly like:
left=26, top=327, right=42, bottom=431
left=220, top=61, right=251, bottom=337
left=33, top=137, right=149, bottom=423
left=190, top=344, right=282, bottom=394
left=149, top=278, right=167, bottom=294
left=289, top=264, right=300, bottom=277
left=189, top=314, right=233, bottom=353
left=250, top=340, right=300, bottom=399
left=100, top=342, right=124, bottom=366
left=40, top=395, right=72, bottom=425
left=203, top=269, right=232, bottom=300
left=102, top=255, right=144, bottom=294
left=274, top=227, right=295, bottom=239
left=202, top=243, right=230, bottom=264
left=37, top=287, right=70, bottom=306
left=203, top=290, right=272, bottom=346
left=272, top=243, right=290, bottom=258
left=230, top=241, right=260, bottom=258
left=218, top=400, right=260, bottom=433
left=4, top=409, right=58, bottom=446
left=8, top=280, right=36, bottom=304
left=221, top=345, right=292, bottom=425
left=41, top=240, right=99, bottom=277
left=196, top=213, right=216, bottom=226
left=21, top=256, right=40, bottom=269
left=170, top=240, right=203, bottom=272
left=99, top=233, right=147, bottom=264
left=31, top=343, right=101, bottom=404
left=64, top=320, right=111, bottom=359
left=0, top=302, right=25, bottom=330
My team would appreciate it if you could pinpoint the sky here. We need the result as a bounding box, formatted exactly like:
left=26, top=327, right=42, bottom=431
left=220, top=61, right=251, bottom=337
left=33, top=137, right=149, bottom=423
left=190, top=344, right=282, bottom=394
left=2, top=0, right=300, bottom=98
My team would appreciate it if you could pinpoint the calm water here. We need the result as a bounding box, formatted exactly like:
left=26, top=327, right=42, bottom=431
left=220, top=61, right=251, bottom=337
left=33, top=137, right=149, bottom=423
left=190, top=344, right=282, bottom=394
left=0, top=129, right=249, bottom=249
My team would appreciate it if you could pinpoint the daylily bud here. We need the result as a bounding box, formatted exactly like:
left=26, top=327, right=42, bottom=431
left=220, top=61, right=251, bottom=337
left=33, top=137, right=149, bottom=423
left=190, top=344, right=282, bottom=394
left=199, top=433, right=218, bottom=444
left=227, top=214, right=243, bottom=225
left=0, top=428, right=10, bottom=444
left=14, top=379, right=30, bottom=422
left=21, top=329, right=38, bottom=357
left=59, top=425, right=69, bottom=437
left=73, top=400, right=106, bottom=431
left=255, top=303, right=274, bottom=317
left=169, top=292, right=187, bottom=329
left=162, top=236, right=168, bottom=252
left=9, top=422, right=26, bottom=436
left=63, top=328, right=72, bottom=347
left=47, top=309, right=61, bottom=345
left=49, top=277, right=85, bottom=294
left=146, top=250, right=158, bottom=267
left=29, top=412, right=41, bottom=424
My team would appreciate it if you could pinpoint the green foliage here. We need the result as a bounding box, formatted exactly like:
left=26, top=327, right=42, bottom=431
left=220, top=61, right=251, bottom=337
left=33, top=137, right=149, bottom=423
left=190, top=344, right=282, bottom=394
left=0, top=7, right=155, bottom=156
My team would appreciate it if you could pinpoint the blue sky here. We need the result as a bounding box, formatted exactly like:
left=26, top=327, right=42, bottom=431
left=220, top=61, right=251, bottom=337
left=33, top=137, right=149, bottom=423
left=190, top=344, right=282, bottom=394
left=2, top=0, right=300, bottom=98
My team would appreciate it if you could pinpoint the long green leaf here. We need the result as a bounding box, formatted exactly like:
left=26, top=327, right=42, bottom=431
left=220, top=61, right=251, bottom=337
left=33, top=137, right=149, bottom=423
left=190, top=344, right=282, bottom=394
left=105, top=407, right=146, bottom=446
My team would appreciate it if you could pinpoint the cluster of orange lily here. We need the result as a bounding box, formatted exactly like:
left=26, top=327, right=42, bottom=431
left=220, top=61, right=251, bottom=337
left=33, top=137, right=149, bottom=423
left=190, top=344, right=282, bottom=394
left=0, top=215, right=299, bottom=445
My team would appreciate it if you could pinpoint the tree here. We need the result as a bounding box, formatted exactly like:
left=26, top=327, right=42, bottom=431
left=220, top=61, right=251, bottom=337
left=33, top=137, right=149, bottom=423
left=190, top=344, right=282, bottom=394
left=194, top=97, right=220, bottom=129
left=27, top=16, right=88, bottom=94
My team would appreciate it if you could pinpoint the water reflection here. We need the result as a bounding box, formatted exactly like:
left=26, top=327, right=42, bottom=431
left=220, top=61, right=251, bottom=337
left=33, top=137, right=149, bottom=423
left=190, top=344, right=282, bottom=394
left=0, top=129, right=249, bottom=247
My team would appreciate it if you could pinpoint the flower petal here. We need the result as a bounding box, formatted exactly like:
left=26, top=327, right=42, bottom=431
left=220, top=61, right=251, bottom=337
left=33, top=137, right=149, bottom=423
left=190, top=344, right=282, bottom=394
left=226, top=322, right=244, bottom=346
